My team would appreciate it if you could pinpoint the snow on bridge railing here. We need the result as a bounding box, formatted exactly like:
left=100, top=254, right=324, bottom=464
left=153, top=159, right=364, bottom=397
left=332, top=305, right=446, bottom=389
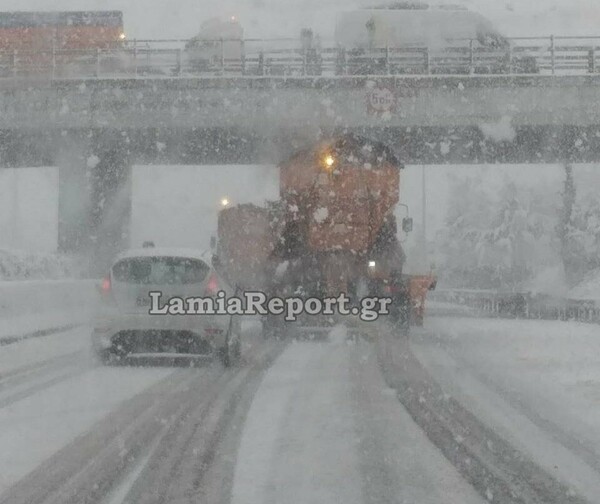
left=2, top=35, right=600, bottom=80
left=430, top=288, right=600, bottom=325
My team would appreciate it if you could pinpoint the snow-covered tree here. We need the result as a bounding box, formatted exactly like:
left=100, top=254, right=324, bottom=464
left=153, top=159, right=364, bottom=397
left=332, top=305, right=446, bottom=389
left=564, top=192, right=600, bottom=285
left=436, top=175, right=494, bottom=288
left=437, top=175, right=562, bottom=290
left=478, top=182, right=537, bottom=290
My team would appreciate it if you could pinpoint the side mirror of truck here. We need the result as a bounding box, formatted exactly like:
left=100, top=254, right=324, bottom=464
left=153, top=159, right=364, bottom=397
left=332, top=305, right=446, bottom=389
left=402, top=217, right=413, bottom=233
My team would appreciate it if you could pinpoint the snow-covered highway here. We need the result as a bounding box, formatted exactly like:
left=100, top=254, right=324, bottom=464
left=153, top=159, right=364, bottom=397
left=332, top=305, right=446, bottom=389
left=412, top=315, right=600, bottom=503
left=0, top=310, right=598, bottom=503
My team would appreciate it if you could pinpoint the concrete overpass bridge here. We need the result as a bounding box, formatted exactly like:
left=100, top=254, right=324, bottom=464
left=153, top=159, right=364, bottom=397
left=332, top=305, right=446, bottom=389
left=2, top=73, right=600, bottom=162
left=2, top=69, right=600, bottom=269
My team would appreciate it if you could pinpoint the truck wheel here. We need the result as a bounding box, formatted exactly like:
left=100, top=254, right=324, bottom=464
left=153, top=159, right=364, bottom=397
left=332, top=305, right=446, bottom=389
left=218, top=342, right=236, bottom=367
left=396, top=311, right=410, bottom=338
left=391, top=294, right=411, bottom=338
left=217, top=346, right=230, bottom=367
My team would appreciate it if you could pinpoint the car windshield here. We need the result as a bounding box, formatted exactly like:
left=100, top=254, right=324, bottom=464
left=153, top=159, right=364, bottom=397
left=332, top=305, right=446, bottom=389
left=3, top=2, right=600, bottom=504
left=112, top=257, right=210, bottom=285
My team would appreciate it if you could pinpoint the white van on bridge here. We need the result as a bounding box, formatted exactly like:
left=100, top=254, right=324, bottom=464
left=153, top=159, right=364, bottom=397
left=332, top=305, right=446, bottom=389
left=334, top=3, right=538, bottom=74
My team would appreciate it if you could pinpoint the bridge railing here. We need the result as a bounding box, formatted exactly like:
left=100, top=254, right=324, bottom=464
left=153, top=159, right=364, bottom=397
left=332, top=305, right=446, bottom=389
left=1, top=36, right=600, bottom=79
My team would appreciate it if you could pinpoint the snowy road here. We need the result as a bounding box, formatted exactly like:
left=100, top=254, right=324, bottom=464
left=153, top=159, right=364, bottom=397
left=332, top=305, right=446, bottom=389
left=0, top=320, right=285, bottom=504
left=412, top=315, right=600, bottom=503
left=0, top=326, right=175, bottom=495
left=0, top=313, right=598, bottom=503
left=231, top=334, right=484, bottom=504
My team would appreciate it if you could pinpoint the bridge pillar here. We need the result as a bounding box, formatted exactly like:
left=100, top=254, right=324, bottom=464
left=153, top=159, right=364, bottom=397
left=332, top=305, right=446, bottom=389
left=89, top=132, right=132, bottom=275
left=57, top=131, right=131, bottom=275
left=57, top=132, right=92, bottom=254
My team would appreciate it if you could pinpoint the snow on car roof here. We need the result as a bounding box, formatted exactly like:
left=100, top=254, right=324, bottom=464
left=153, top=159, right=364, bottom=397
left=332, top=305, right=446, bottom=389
left=114, top=247, right=212, bottom=264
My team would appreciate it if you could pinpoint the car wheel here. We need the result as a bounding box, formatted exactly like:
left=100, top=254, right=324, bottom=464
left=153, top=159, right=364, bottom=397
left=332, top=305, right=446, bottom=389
left=92, top=347, right=112, bottom=366
left=231, top=335, right=241, bottom=361
left=219, top=320, right=241, bottom=367
left=217, top=346, right=230, bottom=367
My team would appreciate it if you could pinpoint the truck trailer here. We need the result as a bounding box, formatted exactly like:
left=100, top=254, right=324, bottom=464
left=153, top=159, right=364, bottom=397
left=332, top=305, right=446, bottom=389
left=216, top=134, right=434, bottom=335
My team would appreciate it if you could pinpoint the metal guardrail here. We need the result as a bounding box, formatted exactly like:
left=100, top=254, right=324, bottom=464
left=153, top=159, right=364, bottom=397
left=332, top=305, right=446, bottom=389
left=1, top=35, right=600, bottom=79
left=430, top=289, right=600, bottom=324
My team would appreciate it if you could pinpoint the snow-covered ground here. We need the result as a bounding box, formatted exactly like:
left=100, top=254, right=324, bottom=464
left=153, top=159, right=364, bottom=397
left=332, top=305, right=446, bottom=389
left=0, top=314, right=266, bottom=500
left=569, top=268, right=600, bottom=301
left=0, top=323, right=174, bottom=493
left=0, top=368, right=174, bottom=494
left=413, top=315, right=600, bottom=502
left=231, top=336, right=485, bottom=504
left=0, top=326, right=88, bottom=376
left=0, top=249, right=86, bottom=281
left=2, top=309, right=600, bottom=502
left=0, top=280, right=98, bottom=341
left=425, top=300, right=480, bottom=317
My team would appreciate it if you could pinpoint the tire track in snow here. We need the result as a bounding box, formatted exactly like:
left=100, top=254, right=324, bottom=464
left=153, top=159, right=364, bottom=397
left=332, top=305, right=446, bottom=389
left=117, top=339, right=287, bottom=504
left=0, top=338, right=285, bottom=504
left=420, top=331, right=600, bottom=478
left=0, top=325, right=80, bottom=347
left=376, top=325, right=590, bottom=504
left=0, top=351, right=85, bottom=410
left=0, top=367, right=197, bottom=504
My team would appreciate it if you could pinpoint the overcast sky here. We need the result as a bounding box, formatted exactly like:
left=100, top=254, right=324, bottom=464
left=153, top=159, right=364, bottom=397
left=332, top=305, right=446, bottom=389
left=3, top=0, right=600, bottom=40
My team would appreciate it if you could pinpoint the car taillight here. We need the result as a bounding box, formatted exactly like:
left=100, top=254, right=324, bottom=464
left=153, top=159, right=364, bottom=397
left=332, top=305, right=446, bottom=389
left=205, top=273, right=219, bottom=295
left=101, top=275, right=111, bottom=295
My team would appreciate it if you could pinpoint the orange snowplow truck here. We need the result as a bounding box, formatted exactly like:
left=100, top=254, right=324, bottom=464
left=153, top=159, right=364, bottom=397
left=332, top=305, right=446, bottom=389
left=217, top=134, right=434, bottom=332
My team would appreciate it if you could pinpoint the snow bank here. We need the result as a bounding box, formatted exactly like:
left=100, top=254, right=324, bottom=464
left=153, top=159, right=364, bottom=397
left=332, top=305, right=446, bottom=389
left=416, top=315, right=600, bottom=503
left=0, top=280, right=99, bottom=340
left=525, top=265, right=569, bottom=297
left=569, top=268, right=600, bottom=301
left=0, top=249, right=87, bottom=281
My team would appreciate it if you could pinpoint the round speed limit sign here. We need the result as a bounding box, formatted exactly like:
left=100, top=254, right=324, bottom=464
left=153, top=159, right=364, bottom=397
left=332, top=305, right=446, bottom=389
left=367, top=87, right=396, bottom=114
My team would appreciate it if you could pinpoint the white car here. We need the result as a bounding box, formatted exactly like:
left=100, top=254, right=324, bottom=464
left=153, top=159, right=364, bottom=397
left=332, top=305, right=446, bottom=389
left=92, top=247, right=241, bottom=366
